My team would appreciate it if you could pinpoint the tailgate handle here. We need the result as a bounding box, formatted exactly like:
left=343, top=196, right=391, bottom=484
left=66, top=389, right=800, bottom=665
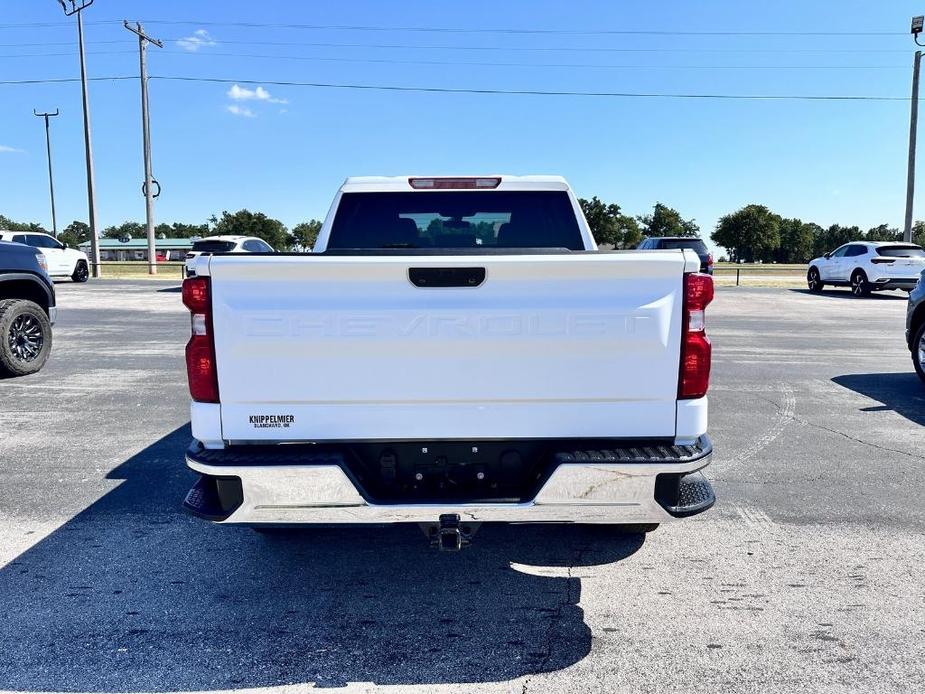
left=409, top=267, right=485, bottom=288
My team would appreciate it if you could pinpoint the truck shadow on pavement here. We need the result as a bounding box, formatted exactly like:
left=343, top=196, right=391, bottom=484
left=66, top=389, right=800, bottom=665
left=0, top=425, right=644, bottom=691
left=832, top=372, right=925, bottom=426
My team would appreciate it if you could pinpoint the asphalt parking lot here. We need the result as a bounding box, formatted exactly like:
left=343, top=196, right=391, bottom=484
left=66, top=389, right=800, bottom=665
left=1, top=280, right=923, bottom=693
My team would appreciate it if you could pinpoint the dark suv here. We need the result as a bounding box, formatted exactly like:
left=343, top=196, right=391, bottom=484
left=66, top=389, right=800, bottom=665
left=637, top=237, right=714, bottom=274
left=907, top=271, right=925, bottom=383
left=0, top=240, right=56, bottom=376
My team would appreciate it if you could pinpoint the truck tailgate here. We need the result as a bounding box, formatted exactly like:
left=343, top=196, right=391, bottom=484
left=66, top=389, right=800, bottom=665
left=208, top=252, right=688, bottom=441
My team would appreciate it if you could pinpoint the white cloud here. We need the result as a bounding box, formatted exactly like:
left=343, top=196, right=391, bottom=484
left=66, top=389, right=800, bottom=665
left=226, top=83, right=287, bottom=104
left=0, top=145, right=25, bottom=153
left=226, top=104, right=255, bottom=118
left=176, top=29, right=216, bottom=52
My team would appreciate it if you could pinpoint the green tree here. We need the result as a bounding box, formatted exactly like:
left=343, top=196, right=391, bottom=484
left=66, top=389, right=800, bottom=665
left=578, top=197, right=641, bottom=248
left=813, top=224, right=862, bottom=259
left=638, top=202, right=700, bottom=238
left=775, top=218, right=818, bottom=263
left=912, top=221, right=925, bottom=247
left=291, top=219, right=323, bottom=250
left=102, top=221, right=145, bottom=240
left=209, top=209, right=291, bottom=250
left=58, top=220, right=90, bottom=249
left=865, top=224, right=901, bottom=242
left=0, top=215, right=48, bottom=234
left=712, top=204, right=781, bottom=263
left=154, top=222, right=210, bottom=239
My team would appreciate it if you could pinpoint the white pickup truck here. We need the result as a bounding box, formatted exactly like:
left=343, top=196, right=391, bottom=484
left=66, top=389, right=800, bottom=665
left=181, top=175, right=715, bottom=549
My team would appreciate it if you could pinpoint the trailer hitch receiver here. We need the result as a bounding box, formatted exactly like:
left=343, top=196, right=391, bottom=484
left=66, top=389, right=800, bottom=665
left=421, top=514, right=479, bottom=551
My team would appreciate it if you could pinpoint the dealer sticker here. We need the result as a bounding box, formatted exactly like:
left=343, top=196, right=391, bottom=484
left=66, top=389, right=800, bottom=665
left=249, top=414, right=295, bottom=429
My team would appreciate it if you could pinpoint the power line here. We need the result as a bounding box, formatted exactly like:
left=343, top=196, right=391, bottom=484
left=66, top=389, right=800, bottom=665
left=0, top=39, right=129, bottom=46
left=0, top=73, right=911, bottom=100
left=0, top=48, right=908, bottom=70
left=0, top=50, right=135, bottom=58
left=0, top=20, right=123, bottom=29
left=0, top=76, right=134, bottom=85
left=152, top=75, right=911, bottom=101
left=134, top=21, right=911, bottom=37
left=161, top=40, right=914, bottom=55
left=174, top=52, right=907, bottom=70
left=0, top=19, right=906, bottom=36
left=0, top=38, right=911, bottom=54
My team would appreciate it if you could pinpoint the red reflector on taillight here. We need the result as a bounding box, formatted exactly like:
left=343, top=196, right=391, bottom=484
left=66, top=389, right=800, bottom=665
left=707, top=253, right=714, bottom=267
left=182, top=276, right=210, bottom=313
left=679, top=273, right=714, bottom=399
left=680, top=332, right=712, bottom=399
left=409, top=177, right=501, bottom=190
left=685, top=272, right=714, bottom=311
left=186, top=335, right=219, bottom=403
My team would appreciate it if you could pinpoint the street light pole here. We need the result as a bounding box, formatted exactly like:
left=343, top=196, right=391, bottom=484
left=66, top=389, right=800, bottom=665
left=33, top=108, right=60, bottom=237
left=124, top=20, right=163, bottom=275
left=59, top=0, right=101, bottom=277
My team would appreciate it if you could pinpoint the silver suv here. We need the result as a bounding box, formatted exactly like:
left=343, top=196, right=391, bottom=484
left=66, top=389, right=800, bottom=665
left=907, top=272, right=925, bottom=383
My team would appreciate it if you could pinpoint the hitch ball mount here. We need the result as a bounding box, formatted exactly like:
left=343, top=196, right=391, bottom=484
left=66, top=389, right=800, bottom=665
left=420, top=514, right=481, bottom=551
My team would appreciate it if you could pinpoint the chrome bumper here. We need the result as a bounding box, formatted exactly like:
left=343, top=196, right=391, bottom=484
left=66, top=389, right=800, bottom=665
left=185, top=437, right=713, bottom=525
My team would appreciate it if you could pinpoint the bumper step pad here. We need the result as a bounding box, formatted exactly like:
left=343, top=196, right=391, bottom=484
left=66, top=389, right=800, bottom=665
left=553, top=436, right=711, bottom=465
left=188, top=443, right=345, bottom=467
left=183, top=474, right=244, bottom=521
left=654, top=470, right=715, bottom=517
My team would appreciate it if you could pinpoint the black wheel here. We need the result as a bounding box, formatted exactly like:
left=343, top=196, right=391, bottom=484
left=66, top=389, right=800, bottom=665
left=71, top=260, right=89, bottom=283
left=913, top=322, right=925, bottom=385
left=807, top=267, right=823, bottom=293
left=851, top=270, right=871, bottom=297
left=0, top=299, right=52, bottom=377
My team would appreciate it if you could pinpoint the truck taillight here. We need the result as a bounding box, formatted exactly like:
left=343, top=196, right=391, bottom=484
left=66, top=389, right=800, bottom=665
left=182, top=277, right=219, bottom=403
left=679, top=273, right=713, bottom=399
left=707, top=253, right=714, bottom=268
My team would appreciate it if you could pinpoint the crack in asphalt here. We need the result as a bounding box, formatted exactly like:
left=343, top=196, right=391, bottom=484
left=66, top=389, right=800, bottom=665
left=747, top=391, right=925, bottom=462
left=794, top=415, right=925, bottom=462
left=527, top=544, right=588, bottom=691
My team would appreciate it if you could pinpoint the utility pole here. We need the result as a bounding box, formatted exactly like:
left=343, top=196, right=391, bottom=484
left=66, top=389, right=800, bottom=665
left=907, top=17, right=925, bottom=243
left=124, top=20, right=163, bottom=275
left=905, top=50, right=922, bottom=244
left=33, top=108, right=60, bottom=237
left=58, top=0, right=101, bottom=277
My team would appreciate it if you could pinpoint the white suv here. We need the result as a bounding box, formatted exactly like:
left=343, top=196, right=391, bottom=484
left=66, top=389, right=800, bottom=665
left=185, top=235, right=275, bottom=277
left=807, top=241, right=925, bottom=297
left=0, top=231, right=90, bottom=282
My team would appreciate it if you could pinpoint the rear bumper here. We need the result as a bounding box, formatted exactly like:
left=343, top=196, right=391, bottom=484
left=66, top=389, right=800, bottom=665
left=183, top=436, right=714, bottom=525
left=872, top=277, right=919, bottom=290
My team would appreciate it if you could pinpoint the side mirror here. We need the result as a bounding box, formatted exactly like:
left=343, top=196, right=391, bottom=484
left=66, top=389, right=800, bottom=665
left=823, top=252, right=831, bottom=259
left=62, top=242, right=69, bottom=249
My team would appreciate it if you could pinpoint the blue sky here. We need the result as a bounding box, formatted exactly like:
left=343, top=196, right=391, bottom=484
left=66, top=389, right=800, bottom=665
left=0, top=1, right=922, bottom=252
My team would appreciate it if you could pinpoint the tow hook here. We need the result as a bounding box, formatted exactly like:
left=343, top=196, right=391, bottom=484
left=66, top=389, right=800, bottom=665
left=420, top=514, right=480, bottom=551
